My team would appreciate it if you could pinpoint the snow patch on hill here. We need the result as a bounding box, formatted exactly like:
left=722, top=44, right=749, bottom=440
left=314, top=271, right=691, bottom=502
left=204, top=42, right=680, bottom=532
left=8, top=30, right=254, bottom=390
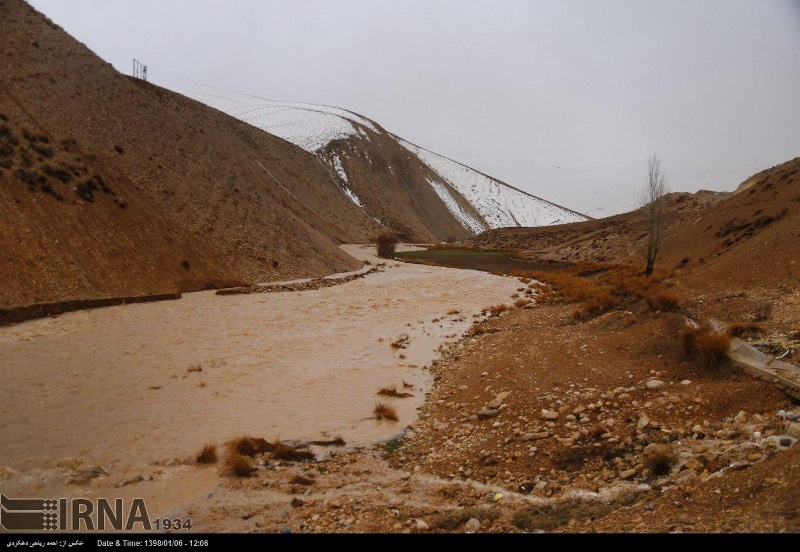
left=331, top=154, right=349, bottom=183
left=427, top=179, right=487, bottom=234
left=329, top=153, right=364, bottom=207
left=401, top=140, right=588, bottom=229
left=193, top=92, right=378, bottom=153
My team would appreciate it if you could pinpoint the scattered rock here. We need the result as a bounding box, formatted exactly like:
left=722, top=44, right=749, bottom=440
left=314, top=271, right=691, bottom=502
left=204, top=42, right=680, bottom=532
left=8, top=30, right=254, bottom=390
left=415, top=519, right=429, bottom=531
left=477, top=408, right=500, bottom=420
left=637, top=413, right=650, bottom=430
left=619, top=468, right=637, bottom=480
left=465, top=518, right=481, bottom=532
left=117, top=475, right=144, bottom=488
left=733, top=411, right=748, bottom=426
left=646, top=380, right=666, bottom=390
left=540, top=409, right=559, bottom=420
left=785, top=422, right=800, bottom=440
left=487, top=391, right=510, bottom=408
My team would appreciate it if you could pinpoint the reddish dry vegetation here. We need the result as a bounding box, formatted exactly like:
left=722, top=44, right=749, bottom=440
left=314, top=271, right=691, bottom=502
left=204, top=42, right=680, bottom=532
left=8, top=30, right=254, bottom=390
left=272, top=441, right=315, bottom=461
left=195, top=443, right=217, bottom=464
left=376, top=233, right=399, bottom=258
left=513, top=262, right=679, bottom=320
left=223, top=454, right=255, bottom=477
left=374, top=402, right=399, bottom=421
left=488, top=304, right=510, bottom=316
left=378, top=385, right=414, bottom=398
left=642, top=444, right=678, bottom=476
left=221, top=436, right=315, bottom=475
left=682, top=323, right=731, bottom=368
left=227, top=436, right=272, bottom=457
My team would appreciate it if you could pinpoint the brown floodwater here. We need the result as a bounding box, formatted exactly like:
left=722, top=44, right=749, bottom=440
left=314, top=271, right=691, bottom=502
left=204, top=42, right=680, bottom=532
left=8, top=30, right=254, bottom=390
left=0, top=245, right=521, bottom=471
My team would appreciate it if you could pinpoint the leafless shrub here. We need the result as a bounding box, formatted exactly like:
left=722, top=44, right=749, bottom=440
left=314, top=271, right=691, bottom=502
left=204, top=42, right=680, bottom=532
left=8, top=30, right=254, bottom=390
left=376, top=233, right=399, bottom=258
left=374, top=402, right=399, bottom=421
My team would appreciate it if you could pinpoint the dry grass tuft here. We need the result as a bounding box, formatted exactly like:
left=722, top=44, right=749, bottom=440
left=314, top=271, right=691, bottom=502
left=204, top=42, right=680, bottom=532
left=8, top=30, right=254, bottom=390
left=196, top=444, right=217, bottom=464
left=271, top=440, right=315, bottom=462
left=377, top=385, right=414, bottom=398
left=643, top=444, right=678, bottom=476
left=682, top=323, right=731, bottom=368
left=228, top=436, right=272, bottom=457
left=187, top=364, right=202, bottom=373
left=646, top=289, right=680, bottom=312
left=374, top=402, right=399, bottom=421
left=447, top=309, right=460, bottom=315
left=488, top=304, right=510, bottom=316
left=513, top=299, right=531, bottom=308
left=223, top=454, right=255, bottom=477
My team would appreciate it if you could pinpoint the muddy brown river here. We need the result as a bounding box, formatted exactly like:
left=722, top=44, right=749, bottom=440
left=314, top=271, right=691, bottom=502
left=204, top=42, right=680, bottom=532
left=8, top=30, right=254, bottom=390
left=0, top=245, right=520, bottom=471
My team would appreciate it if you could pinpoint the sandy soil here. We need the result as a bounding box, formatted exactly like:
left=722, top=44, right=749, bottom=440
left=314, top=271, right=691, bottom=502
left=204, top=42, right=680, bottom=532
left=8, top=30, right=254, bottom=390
left=0, top=244, right=521, bottom=529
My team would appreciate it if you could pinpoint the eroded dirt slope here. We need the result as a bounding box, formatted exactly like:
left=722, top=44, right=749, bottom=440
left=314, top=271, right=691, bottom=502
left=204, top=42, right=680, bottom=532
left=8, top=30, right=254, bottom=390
left=0, top=0, right=383, bottom=307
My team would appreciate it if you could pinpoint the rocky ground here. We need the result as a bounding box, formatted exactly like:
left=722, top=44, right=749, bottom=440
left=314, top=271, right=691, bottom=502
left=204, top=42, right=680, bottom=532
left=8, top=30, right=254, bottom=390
left=188, top=297, right=800, bottom=533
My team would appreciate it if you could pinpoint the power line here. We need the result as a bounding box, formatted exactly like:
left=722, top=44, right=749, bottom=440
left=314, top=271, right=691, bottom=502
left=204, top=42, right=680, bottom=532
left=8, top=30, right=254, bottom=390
left=99, top=51, right=771, bottom=181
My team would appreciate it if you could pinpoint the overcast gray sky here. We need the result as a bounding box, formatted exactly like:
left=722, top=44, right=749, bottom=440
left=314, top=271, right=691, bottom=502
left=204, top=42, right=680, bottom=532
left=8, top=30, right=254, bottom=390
left=28, top=0, right=800, bottom=216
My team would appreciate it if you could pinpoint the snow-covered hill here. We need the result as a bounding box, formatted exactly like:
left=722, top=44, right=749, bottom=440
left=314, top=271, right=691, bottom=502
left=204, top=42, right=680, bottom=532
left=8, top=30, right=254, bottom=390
left=195, top=92, right=379, bottom=152
left=193, top=92, right=588, bottom=233
left=399, top=139, right=588, bottom=228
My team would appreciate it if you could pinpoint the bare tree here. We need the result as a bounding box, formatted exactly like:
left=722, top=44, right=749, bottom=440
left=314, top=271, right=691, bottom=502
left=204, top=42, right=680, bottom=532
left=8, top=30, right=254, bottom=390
left=640, top=154, right=669, bottom=276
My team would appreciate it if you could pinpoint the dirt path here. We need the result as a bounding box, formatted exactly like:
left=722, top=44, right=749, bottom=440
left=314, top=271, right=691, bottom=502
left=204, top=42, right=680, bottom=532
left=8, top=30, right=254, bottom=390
left=0, top=244, right=522, bottom=528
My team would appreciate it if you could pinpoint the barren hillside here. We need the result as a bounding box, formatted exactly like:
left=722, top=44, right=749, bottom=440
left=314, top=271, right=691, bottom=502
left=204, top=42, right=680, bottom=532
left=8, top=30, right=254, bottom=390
left=467, top=157, right=800, bottom=294
left=465, top=155, right=800, bottom=368
left=193, top=93, right=588, bottom=239
left=0, top=0, right=382, bottom=308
